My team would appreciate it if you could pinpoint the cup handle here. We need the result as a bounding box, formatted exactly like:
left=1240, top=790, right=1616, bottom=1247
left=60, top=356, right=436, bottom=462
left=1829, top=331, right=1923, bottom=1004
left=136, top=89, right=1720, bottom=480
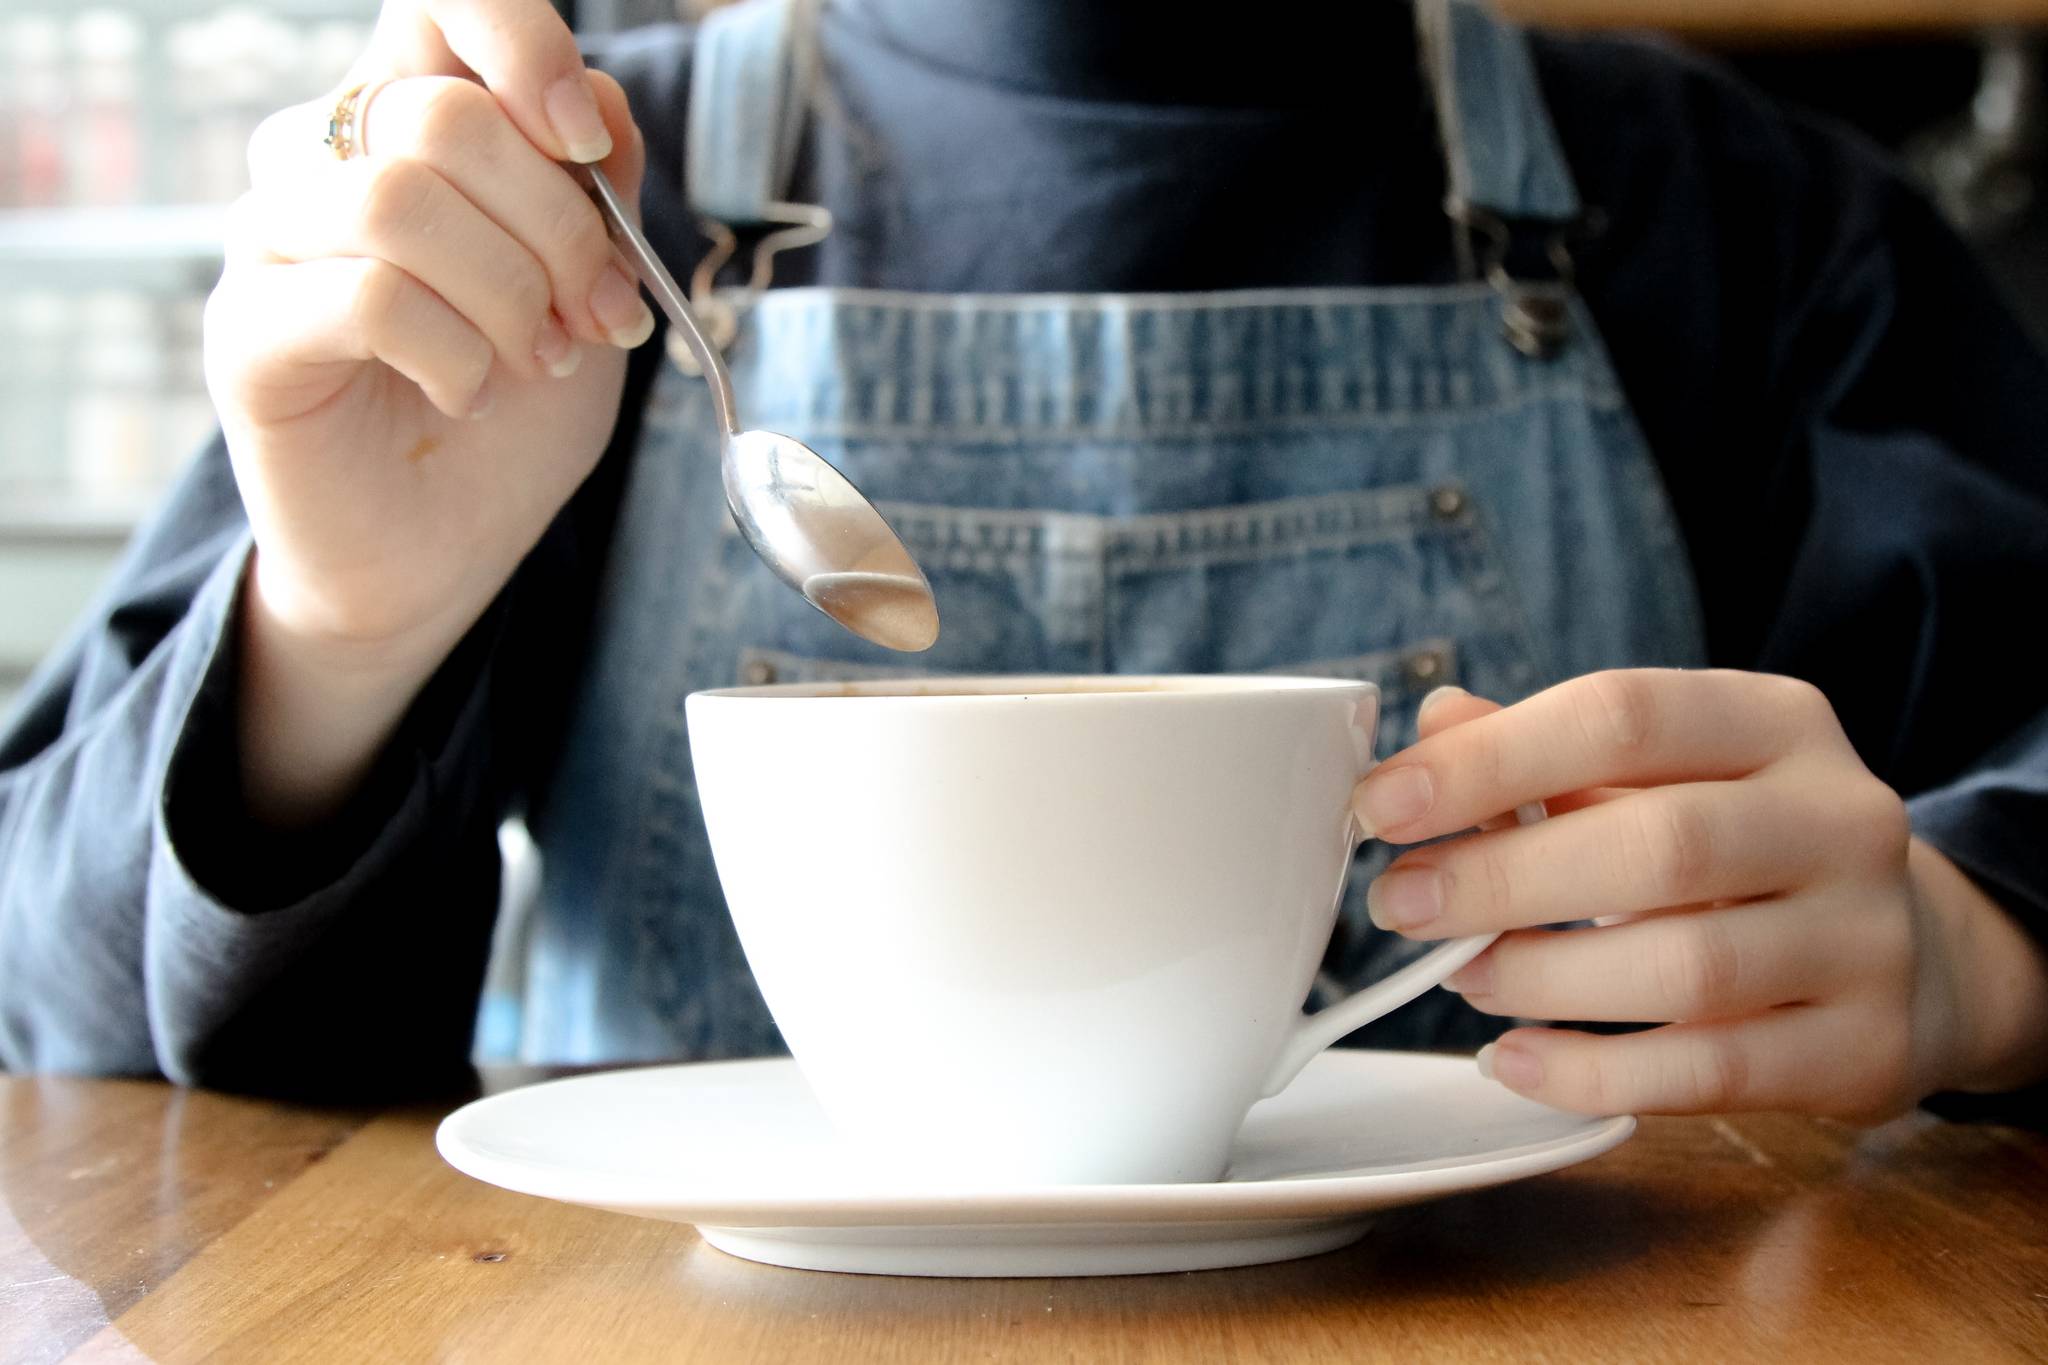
left=1257, top=799, right=1548, bottom=1098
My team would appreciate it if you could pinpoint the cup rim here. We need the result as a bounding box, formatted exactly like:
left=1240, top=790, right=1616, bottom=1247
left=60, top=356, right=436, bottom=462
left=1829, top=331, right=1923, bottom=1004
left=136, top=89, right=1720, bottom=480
left=689, top=674, right=1382, bottom=702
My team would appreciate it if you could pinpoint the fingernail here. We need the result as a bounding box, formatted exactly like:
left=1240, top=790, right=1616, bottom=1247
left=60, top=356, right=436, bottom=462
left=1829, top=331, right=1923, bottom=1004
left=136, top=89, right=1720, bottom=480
left=533, top=315, right=580, bottom=378
left=590, top=265, right=654, bottom=349
left=1486, top=1042, right=1543, bottom=1091
left=545, top=76, right=613, bottom=164
left=1353, top=765, right=1435, bottom=839
left=467, top=374, right=494, bottom=420
left=1444, top=953, right=1493, bottom=996
left=1366, top=866, right=1444, bottom=933
left=1419, top=684, right=1468, bottom=720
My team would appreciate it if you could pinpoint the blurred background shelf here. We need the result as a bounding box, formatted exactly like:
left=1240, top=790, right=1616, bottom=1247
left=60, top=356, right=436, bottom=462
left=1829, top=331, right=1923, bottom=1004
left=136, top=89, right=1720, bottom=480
left=0, top=0, right=375, bottom=714
left=0, top=204, right=226, bottom=290
left=1, top=0, right=381, bottom=17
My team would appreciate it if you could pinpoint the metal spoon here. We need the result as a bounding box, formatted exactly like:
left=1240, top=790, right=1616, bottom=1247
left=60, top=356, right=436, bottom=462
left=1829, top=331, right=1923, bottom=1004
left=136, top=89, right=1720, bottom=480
left=580, top=166, right=940, bottom=654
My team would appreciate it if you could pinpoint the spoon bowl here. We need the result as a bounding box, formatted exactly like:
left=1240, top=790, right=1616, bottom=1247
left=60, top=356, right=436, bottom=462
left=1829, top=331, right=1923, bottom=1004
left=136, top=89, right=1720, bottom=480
left=581, top=166, right=939, bottom=653
left=724, top=430, right=939, bottom=652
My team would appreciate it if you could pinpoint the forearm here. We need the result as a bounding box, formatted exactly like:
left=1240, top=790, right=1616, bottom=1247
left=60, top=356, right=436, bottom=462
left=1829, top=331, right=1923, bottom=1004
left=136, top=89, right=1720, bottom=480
left=1914, top=836, right=2048, bottom=1097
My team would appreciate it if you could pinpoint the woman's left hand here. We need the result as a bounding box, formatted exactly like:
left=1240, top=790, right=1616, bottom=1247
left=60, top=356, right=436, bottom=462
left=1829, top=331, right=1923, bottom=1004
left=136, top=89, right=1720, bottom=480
left=1351, top=668, right=2048, bottom=1120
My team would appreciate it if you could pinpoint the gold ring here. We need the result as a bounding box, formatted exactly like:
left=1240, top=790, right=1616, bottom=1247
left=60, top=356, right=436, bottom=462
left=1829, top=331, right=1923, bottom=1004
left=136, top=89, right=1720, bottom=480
left=322, top=80, right=385, bottom=161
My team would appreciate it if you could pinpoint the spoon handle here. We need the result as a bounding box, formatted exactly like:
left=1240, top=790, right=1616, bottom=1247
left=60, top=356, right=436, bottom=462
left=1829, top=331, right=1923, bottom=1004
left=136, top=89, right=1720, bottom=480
left=580, top=165, right=742, bottom=437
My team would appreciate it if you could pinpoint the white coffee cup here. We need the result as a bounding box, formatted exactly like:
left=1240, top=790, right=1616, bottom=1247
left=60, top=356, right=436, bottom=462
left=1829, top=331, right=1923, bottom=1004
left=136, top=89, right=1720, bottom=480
left=685, top=675, right=1497, bottom=1187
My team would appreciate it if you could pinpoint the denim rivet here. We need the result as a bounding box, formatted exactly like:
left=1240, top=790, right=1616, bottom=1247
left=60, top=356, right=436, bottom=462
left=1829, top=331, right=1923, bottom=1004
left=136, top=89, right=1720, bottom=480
left=741, top=658, right=776, bottom=686
left=1429, top=484, right=1469, bottom=521
left=1404, top=648, right=1450, bottom=690
left=1502, top=288, right=1572, bottom=359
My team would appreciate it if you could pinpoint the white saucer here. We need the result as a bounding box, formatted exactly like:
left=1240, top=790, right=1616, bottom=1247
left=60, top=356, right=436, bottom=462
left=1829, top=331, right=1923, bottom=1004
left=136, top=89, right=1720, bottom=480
left=436, top=1050, right=1633, bottom=1277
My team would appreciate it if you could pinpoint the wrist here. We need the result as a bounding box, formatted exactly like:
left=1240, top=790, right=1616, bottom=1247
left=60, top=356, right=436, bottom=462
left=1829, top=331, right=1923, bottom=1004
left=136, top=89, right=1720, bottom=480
left=236, top=550, right=460, bottom=828
left=1912, top=837, right=2048, bottom=1096
left=244, top=545, right=473, bottom=677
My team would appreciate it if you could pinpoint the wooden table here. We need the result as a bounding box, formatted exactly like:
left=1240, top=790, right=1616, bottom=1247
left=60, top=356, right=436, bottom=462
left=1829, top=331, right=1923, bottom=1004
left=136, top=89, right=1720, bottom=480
left=5, top=1070, right=2046, bottom=1364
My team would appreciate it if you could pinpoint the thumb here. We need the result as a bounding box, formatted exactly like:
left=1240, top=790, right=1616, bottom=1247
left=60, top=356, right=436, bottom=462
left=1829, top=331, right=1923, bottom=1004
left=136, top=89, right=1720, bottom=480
left=1415, top=684, right=1502, bottom=739
left=1411, top=684, right=1628, bottom=833
left=585, top=69, right=646, bottom=223
left=1408, top=686, right=1533, bottom=835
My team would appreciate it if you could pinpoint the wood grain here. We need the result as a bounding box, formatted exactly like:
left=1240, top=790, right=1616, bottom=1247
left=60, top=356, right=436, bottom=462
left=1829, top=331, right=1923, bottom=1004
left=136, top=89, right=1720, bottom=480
left=0, top=1077, right=366, bottom=1365
left=1499, top=0, right=2048, bottom=35
left=11, top=1088, right=2037, bottom=1365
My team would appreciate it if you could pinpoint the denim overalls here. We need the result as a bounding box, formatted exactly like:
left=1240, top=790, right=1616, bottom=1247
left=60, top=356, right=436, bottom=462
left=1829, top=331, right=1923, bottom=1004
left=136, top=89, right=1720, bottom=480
left=483, top=0, right=1708, bottom=1063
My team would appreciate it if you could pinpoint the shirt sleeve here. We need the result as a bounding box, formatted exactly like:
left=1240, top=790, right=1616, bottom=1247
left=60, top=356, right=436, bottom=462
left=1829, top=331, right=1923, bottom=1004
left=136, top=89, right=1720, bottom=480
left=0, top=433, right=500, bottom=1098
left=0, top=328, right=664, bottom=1099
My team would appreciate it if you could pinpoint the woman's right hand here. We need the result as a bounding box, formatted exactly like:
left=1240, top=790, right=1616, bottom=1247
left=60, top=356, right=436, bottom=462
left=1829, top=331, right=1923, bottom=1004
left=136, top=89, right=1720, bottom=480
left=202, top=0, right=653, bottom=824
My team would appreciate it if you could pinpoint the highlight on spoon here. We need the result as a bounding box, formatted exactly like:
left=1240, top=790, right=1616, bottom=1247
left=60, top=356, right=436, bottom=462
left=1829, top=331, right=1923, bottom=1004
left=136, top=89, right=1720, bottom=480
left=801, top=571, right=940, bottom=653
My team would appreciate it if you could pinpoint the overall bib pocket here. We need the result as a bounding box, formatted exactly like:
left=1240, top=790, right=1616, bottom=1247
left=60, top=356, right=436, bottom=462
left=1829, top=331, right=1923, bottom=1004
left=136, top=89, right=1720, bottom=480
left=701, top=477, right=1548, bottom=755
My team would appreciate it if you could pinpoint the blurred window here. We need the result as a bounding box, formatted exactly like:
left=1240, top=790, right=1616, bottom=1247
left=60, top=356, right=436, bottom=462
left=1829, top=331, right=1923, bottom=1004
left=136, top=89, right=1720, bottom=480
left=0, top=3, right=376, bottom=523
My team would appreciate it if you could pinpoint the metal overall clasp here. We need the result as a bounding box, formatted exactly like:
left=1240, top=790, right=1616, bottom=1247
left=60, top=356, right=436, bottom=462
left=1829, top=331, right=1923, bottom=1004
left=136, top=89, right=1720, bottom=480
left=1446, top=198, right=1604, bottom=361
left=666, top=200, right=833, bottom=377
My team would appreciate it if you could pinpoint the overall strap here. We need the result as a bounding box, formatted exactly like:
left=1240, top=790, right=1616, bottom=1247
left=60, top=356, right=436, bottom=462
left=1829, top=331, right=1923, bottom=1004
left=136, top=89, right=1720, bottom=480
left=1417, top=0, right=1589, bottom=357
left=1420, top=0, right=1580, bottom=223
left=685, top=0, right=817, bottom=226
left=680, top=0, right=828, bottom=366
